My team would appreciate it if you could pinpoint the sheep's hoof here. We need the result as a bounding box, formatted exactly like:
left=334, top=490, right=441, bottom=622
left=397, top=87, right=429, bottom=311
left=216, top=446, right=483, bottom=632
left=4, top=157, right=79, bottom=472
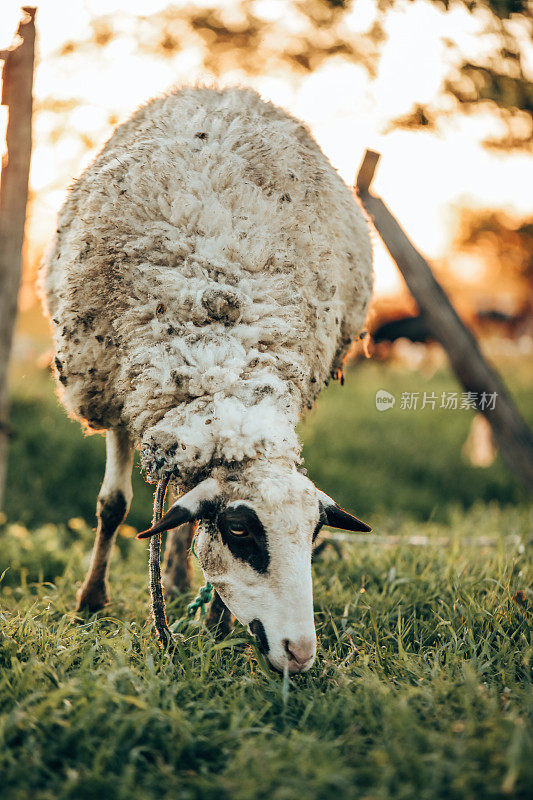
left=76, top=582, right=109, bottom=612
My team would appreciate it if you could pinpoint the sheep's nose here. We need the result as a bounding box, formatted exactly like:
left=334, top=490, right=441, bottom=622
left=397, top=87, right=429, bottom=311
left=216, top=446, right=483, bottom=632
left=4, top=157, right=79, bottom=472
left=284, top=638, right=316, bottom=673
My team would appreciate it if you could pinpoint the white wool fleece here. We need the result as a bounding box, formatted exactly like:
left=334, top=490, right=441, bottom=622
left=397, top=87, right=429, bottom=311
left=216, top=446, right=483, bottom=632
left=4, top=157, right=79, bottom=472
left=40, top=85, right=373, bottom=484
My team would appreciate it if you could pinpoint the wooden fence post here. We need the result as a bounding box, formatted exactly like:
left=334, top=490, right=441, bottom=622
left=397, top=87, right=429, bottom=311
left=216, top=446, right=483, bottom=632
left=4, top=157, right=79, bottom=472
left=356, top=149, right=533, bottom=493
left=0, top=8, right=36, bottom=510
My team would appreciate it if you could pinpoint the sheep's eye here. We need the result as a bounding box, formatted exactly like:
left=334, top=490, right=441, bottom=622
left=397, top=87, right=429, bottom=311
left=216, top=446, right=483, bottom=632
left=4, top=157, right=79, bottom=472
left=228, top=526, right=249, bottom=538
left=219, top=507, right=259, bottom=544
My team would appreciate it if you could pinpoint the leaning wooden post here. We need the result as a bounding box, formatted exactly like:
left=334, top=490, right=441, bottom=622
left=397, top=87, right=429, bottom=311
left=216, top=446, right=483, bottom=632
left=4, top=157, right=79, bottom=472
left=356, top=149, right=533, bottom=493
left=0, top=8, right=36, bottom=510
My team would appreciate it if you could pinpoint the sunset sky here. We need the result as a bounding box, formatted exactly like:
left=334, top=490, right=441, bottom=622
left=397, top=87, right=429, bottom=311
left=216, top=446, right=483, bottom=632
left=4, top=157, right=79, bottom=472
left=2, top=0, right=532, bottom=297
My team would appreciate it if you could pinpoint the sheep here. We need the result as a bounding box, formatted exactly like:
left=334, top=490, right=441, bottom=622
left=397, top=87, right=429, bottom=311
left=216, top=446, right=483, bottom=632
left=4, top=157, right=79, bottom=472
left=41, top=85, right=373, bottom=674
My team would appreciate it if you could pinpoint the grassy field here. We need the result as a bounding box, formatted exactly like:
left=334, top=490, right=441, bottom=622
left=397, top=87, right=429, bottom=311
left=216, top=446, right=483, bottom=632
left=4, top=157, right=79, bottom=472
left=1, top=358, right=532, bottom=799
left=1, top=506, right=531, bottom=799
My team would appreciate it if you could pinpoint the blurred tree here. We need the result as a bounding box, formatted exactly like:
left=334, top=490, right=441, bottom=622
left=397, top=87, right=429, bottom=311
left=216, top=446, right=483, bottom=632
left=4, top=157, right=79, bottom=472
left=55, top=0, right=385, bottom=77
left=452, top=208, right=533, bottom=305
left=134, top=0, right=385, bottom=76
left=388, top=0, right=533, bottom=150
left=53, top=0, right=532, bottom=151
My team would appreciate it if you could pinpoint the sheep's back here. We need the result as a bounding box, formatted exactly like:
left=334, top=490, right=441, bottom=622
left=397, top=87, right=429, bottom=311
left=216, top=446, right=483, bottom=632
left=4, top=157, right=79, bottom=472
left=42, top=86, right=372, bottom=434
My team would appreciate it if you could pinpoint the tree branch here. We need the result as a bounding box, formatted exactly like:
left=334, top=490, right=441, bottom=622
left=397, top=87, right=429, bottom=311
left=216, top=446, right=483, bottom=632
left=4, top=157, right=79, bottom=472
left=356, top=149, right=533, bottom=493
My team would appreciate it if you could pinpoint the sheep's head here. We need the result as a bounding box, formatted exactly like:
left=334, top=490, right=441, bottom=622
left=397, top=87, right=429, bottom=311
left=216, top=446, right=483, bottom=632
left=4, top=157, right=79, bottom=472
left=138, top=462, right=370, bottom=674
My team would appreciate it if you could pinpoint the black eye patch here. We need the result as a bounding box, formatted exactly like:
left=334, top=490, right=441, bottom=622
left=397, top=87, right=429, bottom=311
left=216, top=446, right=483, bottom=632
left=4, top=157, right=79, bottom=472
left=218, top=505, right=270, bottom=574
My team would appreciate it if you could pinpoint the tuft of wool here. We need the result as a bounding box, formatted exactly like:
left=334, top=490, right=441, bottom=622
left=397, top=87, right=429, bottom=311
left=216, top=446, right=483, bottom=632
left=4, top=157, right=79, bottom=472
left=41, top=86, right=373, bottom=484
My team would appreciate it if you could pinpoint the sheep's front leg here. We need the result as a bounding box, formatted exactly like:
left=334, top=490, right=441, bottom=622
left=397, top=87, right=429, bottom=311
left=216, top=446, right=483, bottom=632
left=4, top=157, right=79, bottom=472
left=76, top=429, right=133, bottom=612
left=163, top=520, right=196, bottom=596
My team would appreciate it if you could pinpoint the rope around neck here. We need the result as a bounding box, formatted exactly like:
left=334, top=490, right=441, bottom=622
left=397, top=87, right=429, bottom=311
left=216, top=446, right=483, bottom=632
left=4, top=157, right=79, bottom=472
left=149, top=475, right=172, bottom=648
left=149, top=477, right=213, bottom=646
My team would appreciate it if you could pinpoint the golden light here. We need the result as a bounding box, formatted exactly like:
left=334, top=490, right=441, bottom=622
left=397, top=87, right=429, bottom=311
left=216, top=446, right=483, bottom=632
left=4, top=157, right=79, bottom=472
left=2, top=0, right=532, bottom=300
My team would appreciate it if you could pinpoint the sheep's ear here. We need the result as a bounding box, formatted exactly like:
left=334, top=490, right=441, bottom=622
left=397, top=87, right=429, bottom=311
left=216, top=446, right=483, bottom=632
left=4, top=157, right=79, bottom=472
left=137, top=477, right=220, bottom=539
left=317, top=490, right=372, bottom=533
left=137, top=504, right=193, bottom=538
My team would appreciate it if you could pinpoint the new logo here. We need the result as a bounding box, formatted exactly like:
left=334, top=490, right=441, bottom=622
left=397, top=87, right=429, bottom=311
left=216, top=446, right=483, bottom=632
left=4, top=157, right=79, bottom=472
left=375, top=389, right=395, bottom=411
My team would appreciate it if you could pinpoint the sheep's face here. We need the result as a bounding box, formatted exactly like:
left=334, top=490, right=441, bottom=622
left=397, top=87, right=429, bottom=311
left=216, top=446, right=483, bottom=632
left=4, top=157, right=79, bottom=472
left=138, top=464, right=370, bottom=674
left=196, top=465, right=319, bottom=674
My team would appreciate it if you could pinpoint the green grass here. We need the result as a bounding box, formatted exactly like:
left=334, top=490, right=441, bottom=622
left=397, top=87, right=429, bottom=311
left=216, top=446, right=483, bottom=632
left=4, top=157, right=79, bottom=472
left=301, top=360, right=531, bottom=522
left=0, top=505, right=531, bottom=799
left=1, top=358, right=532, bottom=798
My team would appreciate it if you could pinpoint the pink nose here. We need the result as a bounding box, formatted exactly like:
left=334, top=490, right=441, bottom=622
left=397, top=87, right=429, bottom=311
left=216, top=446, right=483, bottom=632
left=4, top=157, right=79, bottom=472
left=284, top=638, right=316, bottom=672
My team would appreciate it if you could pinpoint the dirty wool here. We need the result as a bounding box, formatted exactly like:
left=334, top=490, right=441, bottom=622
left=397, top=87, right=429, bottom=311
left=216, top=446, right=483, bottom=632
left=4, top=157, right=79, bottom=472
left=41, top=86, right=373, bottom=487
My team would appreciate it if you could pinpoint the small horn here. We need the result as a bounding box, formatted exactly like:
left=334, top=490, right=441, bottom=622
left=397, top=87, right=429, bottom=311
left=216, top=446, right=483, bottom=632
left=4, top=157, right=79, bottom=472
left=137, top=476, right=220, bottom=540
left=323, top=503, right=372, bottom=532
left=137, top=504, right=193, bottom=539
left=317, top=490, right=372, bottom=533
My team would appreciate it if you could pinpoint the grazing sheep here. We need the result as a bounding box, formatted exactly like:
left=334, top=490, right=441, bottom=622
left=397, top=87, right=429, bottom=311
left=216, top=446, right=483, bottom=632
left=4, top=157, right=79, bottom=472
left=41, top=86, right=373, bottom=673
